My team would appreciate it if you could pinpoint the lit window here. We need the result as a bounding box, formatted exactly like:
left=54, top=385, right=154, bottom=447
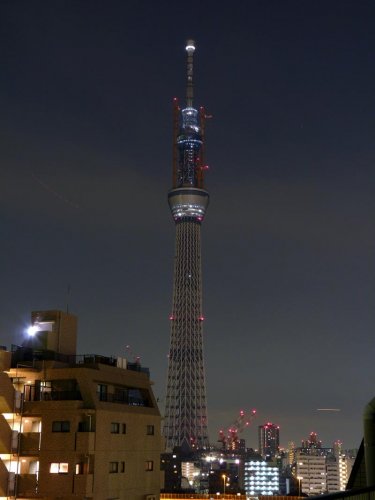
left=50, top=463, right=68, bottom=474
left=146, top=425, right=154, bottom=435
left=145, top=460, right=153, bottom=471
left=75, top=462, right=84, bottom=475
left=52, top=421, right=70, bottom=432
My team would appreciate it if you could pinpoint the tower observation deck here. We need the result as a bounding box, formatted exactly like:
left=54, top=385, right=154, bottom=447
left=163, top=40, right=210, bottom=451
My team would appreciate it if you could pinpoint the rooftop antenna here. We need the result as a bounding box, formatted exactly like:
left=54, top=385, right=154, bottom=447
left=185, top=39, right=195, bottom=107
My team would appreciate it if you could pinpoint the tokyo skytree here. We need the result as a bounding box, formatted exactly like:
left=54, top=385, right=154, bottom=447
left=163, top=40, right=210, bottom=451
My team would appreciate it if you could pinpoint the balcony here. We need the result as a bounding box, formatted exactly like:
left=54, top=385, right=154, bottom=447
left=0, top=461, right=10, bottom=496
left=16, top=473, right=38, bottom=497
left=24, top=385, right=82, bottom=402
left=0, top=415, right=12, bottom=453
left=19, top=432, right=40, bottom=455
left=73, top=473, right=93, bottom=497
left=0, top=372, right=16, bottom=412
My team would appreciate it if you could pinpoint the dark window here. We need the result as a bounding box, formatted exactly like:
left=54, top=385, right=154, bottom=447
left=52, top=421, right=70, bottom=432
left=97, top=384, right=107, bottom=401
left=109, top=462, right=118, bottom=473
left=111, top=422, right=120, bottom=434
left=114, top=387, right=128, bottom=402
left=145, top=460, right=153, bottom=471
left=146, top=425, right=154, bottom=435
left=122, top=423, right=126, bottom=434
left=120, top=461, right=125, bottom=473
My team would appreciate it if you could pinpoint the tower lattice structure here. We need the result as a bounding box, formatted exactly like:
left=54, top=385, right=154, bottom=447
left=163, top=40, right=210, bottom=451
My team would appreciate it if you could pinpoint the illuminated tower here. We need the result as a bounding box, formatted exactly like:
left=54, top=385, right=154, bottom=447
left=163, top=40, right=209, bottom=451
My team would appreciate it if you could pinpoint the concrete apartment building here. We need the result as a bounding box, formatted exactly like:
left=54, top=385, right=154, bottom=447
left=0, top=310, right=161, bottom=500
left=296, top=452, right=326, bottom=495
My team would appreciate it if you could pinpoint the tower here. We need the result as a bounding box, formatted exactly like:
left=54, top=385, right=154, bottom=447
left=163, top=40, right=209, bottom=451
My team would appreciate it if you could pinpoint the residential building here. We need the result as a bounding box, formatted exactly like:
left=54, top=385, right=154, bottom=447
left=0, top=310, right=161, bottom=500
left=296, top=451, right=326, bottom=495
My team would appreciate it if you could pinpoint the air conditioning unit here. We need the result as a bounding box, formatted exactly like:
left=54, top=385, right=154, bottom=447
left=145, top=495, right=156, bottom=500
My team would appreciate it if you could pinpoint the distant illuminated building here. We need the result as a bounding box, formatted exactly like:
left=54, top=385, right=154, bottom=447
left=326, top=451, right=355, bottom=493
left=302, top=431, right=322, bottom=449
left=244, top=461, right=279, bottom=496
left=258, top=423, right=280, bottom=459
left=296, top=452, right=326, bottom=496
left=287, top=441, right=296, bottom=466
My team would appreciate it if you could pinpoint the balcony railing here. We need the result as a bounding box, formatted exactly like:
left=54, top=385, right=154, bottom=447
left=97, top=391, right=151, bottom=407
left=11, top=345, right=150, bottom=376
left=24, top=385, right=82, bottom=402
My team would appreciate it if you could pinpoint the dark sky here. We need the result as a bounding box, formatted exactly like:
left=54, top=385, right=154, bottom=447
left=1, top=0, right=375, bottom=450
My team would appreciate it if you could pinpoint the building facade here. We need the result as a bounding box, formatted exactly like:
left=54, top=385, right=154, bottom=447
left=244, top=460, right=280, bottom=496
left=296, top=451, right=327, bottom=496
left=0, top=310, right=161, bottom=500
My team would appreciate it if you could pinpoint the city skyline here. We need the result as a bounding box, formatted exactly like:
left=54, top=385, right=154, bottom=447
left=1, top=1, right=375, bottom=449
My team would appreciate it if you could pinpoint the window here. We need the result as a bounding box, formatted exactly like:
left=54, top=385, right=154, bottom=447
left=50, top=463, right=69, bottom=474
left=146, top=424, right=154, bottom=435
left=145, top=460, right=153, bottom=471
left=111, top=422, right=120, bottom=434
left=52, top=421, right=70, bottom=432
left=75, top=462, right=84, bottom=475
left=97, top=384, right=107, bottom=401
left=109, top=462, right=118, bottom=473
left=120, top=461, right=125, bottom=473
left=122, top=423, right=126, bottom=434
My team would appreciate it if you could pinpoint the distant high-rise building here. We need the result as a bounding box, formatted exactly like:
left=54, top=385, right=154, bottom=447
left=258, top=422, right=280, bottom=458
left=287, top=441, right=296, bottom=466
left=163, top=40, right=210, bottom=451
left=302, top=431, right=322, bottom=450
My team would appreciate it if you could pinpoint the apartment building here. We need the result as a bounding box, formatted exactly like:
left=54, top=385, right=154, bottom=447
left=0, top=310, right=161, bottom=500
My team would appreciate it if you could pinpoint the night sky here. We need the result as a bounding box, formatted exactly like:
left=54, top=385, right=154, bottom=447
left=1, top=1, right=375, bottom=450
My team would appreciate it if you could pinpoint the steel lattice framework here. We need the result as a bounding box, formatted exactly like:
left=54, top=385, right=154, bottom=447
left=163, top=40, right=210, bottom=451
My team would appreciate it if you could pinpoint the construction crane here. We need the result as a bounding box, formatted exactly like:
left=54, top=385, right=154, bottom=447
left=218, top=409, right=257, bottom=451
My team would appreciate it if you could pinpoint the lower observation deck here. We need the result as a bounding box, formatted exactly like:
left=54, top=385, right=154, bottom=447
left=168, top=187, right=209, bottom=221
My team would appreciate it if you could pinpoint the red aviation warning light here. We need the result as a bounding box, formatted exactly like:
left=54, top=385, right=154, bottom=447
left=218, top=409, right=257, bottom=451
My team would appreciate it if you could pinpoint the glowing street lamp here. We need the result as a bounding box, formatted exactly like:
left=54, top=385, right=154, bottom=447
left=222, top=474, right=228, bottom=496
left=297, top=476, right=303, bottom=496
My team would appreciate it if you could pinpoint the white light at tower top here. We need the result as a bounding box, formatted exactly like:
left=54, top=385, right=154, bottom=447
left=186, top=40, right=195, bottom=52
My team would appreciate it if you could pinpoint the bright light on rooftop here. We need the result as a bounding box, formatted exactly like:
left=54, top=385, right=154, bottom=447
left=27, top=325, right=38, bottom=336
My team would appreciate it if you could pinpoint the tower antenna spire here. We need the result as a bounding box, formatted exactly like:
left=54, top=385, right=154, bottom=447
left=185, top=39, right=195, bottom=107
